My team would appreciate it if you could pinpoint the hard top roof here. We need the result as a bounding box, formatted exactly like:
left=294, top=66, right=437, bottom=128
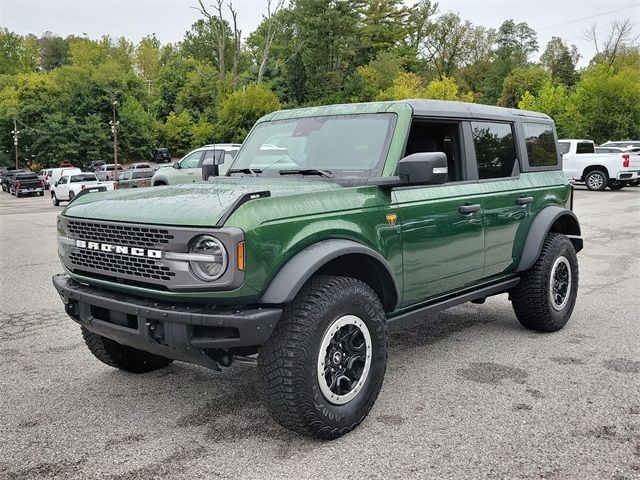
left=261, top=99, right=551, bottom=123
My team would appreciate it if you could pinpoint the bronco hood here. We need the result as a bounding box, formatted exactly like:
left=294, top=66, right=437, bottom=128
left=62, top=177, right=341, bottom=227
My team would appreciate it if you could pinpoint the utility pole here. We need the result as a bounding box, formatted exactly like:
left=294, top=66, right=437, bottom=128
left=109, top=98, right=120, bottom=180
left=11, top=118, right=19, bottom=169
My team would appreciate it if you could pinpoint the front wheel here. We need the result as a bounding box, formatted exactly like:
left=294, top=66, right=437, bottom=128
left=258, top=275, right=388, bottom=440
left=584, top=170, right=608, bottom=191
left=51, top=192, right=60, bottom=206
left=511, top=233, right=579, bottom=332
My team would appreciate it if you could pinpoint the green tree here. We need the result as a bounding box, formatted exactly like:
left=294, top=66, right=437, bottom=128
left=118, top=97, right=153, bottom=161
left=498, top=66, right=550, bottom=107
left=358, top=0, right=409, bottom=63
left=540, top=37, right=579, bottom=86
left=518, top=82, right=570, bottom=136
left=564, top=64, right=640, bottom=143
left=286, top=51, right=307, bottom=105
left=160, top=110, right=195, bottom=155
left=40, top=34, right=69, bottom=71
left=215, top=84, right=281, bottom=143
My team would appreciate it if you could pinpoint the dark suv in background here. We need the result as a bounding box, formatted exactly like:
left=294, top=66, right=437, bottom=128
left=151, top=148, right=172, bottom=163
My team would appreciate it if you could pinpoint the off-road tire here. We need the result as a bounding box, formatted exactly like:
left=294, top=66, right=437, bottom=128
left=584, top=170, right=608, bottom=191
left=51, top=192, right=59, bottom=206
left=608, top=180, right=625, bottom=190
left=81, top=327, right=173, bottom=373
left=511, top=233, right=578, bottom=332
left=258, top=275, right=388, bottom=440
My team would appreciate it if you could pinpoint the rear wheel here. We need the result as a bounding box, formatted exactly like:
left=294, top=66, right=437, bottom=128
left=584, top=170, right=608, bottom=191
left=259, top=275, right=388, bottom=440
left=511, top=233, right=578, bottom=332
left=69, top=191, right=75, bottom=201
left=39, top=191, right=44, bottom=196
left=81, top=327, right=173, bottom=373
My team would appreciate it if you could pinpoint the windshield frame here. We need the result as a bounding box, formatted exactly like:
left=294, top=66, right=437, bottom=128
left=227, top=113, right=398, bottom=180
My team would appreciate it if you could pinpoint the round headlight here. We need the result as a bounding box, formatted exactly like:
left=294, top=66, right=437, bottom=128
left=189, top=235, right=228, bottom=281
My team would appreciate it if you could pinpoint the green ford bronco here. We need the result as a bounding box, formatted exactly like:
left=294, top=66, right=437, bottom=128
left=53, top=100, right=582, bottom=439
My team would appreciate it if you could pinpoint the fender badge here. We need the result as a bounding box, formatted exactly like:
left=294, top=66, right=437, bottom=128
left=386, top=213, right=397, bottom=227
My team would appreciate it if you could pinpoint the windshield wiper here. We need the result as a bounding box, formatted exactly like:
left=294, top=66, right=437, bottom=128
left=279, top=169, right=333, bottom=178
left=228, top=168, right=261, bottom=176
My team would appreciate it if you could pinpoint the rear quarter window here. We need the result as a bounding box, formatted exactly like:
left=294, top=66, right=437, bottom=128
left=576, top=142, right=595, bottom=154
left=524, top=123, right=558, bottom=167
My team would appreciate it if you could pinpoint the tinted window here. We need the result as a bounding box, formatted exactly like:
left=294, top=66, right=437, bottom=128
left=132, top=171, right=153, bottom=179
left=523, top=123, right=558, bottom=167
left=70, top=174, right=97, bottom=182
left=471, top=122, right=517, bottom=179
left=576, top=142, right=594, bottom=154
left=16, top=174, right=38, bottom=180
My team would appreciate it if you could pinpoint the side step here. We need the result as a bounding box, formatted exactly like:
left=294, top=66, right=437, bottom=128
left=387, top=277, right=520, bottom=330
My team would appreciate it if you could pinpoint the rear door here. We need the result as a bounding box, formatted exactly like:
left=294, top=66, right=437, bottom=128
left=478, top=121, right=559, bottom=280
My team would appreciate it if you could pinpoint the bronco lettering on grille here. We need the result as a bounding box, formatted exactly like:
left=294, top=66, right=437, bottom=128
left=75, top=239, right=162, bottom=259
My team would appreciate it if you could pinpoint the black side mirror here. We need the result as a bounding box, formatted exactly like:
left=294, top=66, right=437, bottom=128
left=201, top=151, right=225, bottom=180
left=172, top=161, right=180, bottom=169
left=398, top=152, right=448, bottom=185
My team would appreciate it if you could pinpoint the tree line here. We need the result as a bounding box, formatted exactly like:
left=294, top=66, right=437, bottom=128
left=0, top=0, right=638, bottom=169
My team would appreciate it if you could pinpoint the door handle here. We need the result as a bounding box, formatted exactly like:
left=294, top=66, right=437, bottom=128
left=459, top=204, right=481, bottom=214
left=516, top=196, right=534, bottom=205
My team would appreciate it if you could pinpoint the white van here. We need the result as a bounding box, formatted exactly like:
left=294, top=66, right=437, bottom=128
left=47, top=168, right=82, bottom=189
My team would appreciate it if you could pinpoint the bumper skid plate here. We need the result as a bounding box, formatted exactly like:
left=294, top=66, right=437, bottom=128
left=52, top=274, right=282, bottom=367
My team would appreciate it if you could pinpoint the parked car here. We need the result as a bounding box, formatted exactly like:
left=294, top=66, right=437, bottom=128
left=51, top=172, right=115, bottom=206
left=150, top=148, right=172, bottom=163
left=559, top=139, right=640, bottom=190
left=9, top=172, right=44, bottom=197
left=46, top=168, right=82, bottom=190
left=116, top=169, right=154, bottom=189
left=96, top=164, right=125, bottom=181
left=600, top=140, right=640, bottom=149
left=151, top=144, right=241, bottom=186
left=2, top=169, right=30, bottom=192
left=129, top=163, right=152, bottom=170
left=59, top=162, right=75, bottom=168
left=595, top=146, right=626, bottom=154
left=54, top=99, right=583, bottom=440
left=83, top=160, right=106, bottom=172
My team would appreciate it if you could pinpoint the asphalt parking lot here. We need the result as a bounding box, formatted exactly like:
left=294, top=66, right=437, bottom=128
left=0, top=186, right=638, bottom=480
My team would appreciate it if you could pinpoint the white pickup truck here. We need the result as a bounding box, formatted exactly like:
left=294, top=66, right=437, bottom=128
left=51, top=172, right=115, bottom=206
left=559, top=139, right=640, bottom=191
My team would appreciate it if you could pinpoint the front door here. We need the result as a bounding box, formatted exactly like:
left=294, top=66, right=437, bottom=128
left=394, top=120, right=484, bottom=307
left=176, top=150, right=204, bottom=183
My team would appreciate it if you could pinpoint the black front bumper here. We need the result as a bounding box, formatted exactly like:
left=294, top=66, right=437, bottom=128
left=53, top=274, right=282, bottom=368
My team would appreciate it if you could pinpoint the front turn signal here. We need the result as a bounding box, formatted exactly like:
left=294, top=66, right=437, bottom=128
left=237, top=241, right=245, bottom=271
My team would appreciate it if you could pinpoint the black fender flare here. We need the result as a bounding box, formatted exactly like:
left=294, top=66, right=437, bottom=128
left=517, top=206, right=583, bottom=272
left=259, top=239, right=400, bottom=309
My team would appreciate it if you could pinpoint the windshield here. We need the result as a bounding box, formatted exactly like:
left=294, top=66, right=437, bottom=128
left=70, top=174, right=97, bottom=182
left=229, top=113, right=396, bottom=178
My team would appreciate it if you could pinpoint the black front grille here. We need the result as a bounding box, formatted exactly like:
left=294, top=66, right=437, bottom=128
left=70, top=249, right=176, bottom=281
left=67, top=220, right=174, bottom=248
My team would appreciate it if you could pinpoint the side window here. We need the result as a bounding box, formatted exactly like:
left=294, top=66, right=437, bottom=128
left=181, top=151, right=203, bottom=168
left=523, top=123, right=558, bottom=167
left=403, top=121, right=464, bottom=182
left=576, top=142, right=595, bottom=154
left=558, top=142, right=570, bottom=155
left=471, top=122, right=517, bottom=179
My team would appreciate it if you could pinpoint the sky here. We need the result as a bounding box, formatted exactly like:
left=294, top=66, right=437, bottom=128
left=1, top=0, right=639, bottom=67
